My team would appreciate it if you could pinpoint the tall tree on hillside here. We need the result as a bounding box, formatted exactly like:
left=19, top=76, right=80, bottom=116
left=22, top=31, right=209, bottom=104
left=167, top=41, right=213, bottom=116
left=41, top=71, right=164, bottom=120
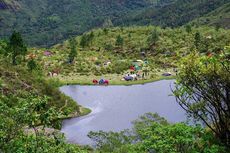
left=80, top=34, right=87, bottom=48
left=194, top=32, right=201, bottom=50
left=27, top=59, right=37, bottom=71
left=147, top=28, right=159, bottom=47
left=88, top=31, right=94, bottom=45
left=80, top=33, right=94, bottom=48
left=173, top=51, right=230, bottom=148
left=116, top=35, right=124, bottom=47
left=185, top=24, right=192, bottom=33
left=7, top=31, right=27, bottom=65
left=68, top=37, right=77, bottom=63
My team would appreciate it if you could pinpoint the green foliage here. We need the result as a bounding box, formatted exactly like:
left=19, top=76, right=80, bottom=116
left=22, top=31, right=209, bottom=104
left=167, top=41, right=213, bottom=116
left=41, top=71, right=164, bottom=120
left=0, top=52, right=88, bottom=152
left=0, top=55, right=80, bottom=118
left=191, top=2, right=230, bottom=29
left=0, top=40, right=7, bottom=55
left=103, top=28, right=109, bottom=35
left=89, top=113, right=227, bottom=153
left=27, top=59, right=37, bottom=71
left=0, top=0, right=159, bottom=46
left=115, top=35, right=124, bottom=47
left=110, top=60, right=130, bottom=74
left=1, top=0, right=228, bottom=46
left=147, top=28, right=159, bottom=46
left=3, top=134, right=88, bottom=153
left=0, top=95, right=88, bottom=153
left=173, top=50, right=230, bottom=148
left=122, top=0, right=228, bottom=29
left=185, top=24, right=192, bottom=33
left=194, top=32, right=201, bottom=50
left=80, top=32, right=94, bottom=48
left=68, top=37, right=77, bottom=63
left=88, top=130, right=134, bottom=153
left=104, top=43, right=114, bottom=51
left=7, top=31, right=27, bottom=65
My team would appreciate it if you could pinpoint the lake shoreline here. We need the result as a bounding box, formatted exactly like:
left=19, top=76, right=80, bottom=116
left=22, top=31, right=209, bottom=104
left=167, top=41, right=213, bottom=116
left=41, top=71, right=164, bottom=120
left=58, top=75, right=176, bottom=86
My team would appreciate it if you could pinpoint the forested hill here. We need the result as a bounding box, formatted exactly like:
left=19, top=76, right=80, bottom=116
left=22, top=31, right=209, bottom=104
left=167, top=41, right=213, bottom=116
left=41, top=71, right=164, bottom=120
left=120, top=0, right=230, bottom=27
left=0, top=0, right=163, bottom=46
left=0, top=0, right=229, bottom=47
left=191, top=2, right=230, bottom=29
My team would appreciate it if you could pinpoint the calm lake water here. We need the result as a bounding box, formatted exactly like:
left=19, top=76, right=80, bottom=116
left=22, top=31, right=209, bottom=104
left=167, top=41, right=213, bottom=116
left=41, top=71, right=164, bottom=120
left=60, top=80, right=186, bottom=145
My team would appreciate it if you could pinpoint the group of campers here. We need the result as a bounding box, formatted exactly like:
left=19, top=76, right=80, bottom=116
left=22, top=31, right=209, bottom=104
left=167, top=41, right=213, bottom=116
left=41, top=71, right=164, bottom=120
left=124, top=60, right=149, bottom=81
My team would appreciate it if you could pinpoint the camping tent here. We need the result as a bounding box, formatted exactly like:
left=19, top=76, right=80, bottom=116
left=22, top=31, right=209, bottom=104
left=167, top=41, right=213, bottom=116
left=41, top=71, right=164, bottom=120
left=132, top=60, right=144, bottom=71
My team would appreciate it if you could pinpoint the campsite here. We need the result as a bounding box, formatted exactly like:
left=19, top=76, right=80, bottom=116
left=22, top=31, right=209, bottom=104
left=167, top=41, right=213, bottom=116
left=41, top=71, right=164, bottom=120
left=28, top=26, right=229, bottom=85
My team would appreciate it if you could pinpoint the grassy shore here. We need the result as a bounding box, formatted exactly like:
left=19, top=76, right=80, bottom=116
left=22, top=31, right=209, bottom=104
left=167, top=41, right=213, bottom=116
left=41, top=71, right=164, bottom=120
left=61, top=106, right=92, bottom=120
left=57, top=74, right=176, bottom=86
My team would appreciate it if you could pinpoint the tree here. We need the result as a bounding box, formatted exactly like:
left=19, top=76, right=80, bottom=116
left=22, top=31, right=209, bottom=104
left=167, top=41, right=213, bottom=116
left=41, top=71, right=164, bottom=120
left=68, top=37, right=77, bottom=63
left=0, top=95, right=88, bottom=153
left=89, top=113, right=226, bottom=153
left=80, top=32, right=94, bottom=48
left=185, top=24, right=192, bottom=33
left=27, top=59, right=37, bottom=71
left=173, top=51, right=230, bottom=148
left=7, top=31, right=27, bottom=65
left=80, top=34, right=88, bottom=48
left=194, top=32, right=201, bottom=50
left=88, top=31, right=94, bottom=45
left=103, top=28, right=108, bottom=35
left=0, top=40, right=7, bottom=55
left=147, top=28, right=159, bottom=46
left=115, top=35, right=124, bottom=47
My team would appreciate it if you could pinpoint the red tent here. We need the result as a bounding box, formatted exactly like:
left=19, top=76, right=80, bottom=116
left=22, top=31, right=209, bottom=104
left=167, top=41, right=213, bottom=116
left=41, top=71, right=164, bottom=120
left=130, top=66, right=135, bottom=71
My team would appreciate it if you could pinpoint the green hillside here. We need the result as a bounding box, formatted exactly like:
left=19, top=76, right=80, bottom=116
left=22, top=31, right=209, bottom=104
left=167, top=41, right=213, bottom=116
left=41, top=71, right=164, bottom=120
left=0, top=44, right=91, bottom=152
left=120, top=0, right=229, bottom=27
left=191, top=2, right=230, bottom=28
left=0, top=0, right=229, bottom=47
left=0, top=53, right=89, bottom=120
left=28, top=25, right=230, bottom=85
left=0, top=0, right=159, bottom=46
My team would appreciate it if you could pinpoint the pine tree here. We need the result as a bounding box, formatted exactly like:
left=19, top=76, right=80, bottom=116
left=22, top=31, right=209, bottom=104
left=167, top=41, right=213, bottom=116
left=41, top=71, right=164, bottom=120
left=194, top=32, right=201, bottom=50
left=116, top=35, right=124, bottom=47
left=68, top=37, right=77, bottom=63
left=8, top=31, right=27, bottom=65
left=147, top=28, right=159, bottom=46
left=80, top=35, right=87, bottom=48
left=185, top=25, right=192, bottom=33
left=27, top=59, right=37, bottom=71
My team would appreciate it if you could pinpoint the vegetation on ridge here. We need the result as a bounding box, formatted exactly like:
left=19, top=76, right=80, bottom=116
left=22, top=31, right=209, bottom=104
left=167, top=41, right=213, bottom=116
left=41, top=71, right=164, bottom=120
left=0, top=0, right=229, bottom=46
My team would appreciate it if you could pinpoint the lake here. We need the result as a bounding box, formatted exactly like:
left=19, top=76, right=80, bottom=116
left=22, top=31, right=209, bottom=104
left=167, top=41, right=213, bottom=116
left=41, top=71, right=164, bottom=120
left=60, top=80, right=186, bottom=145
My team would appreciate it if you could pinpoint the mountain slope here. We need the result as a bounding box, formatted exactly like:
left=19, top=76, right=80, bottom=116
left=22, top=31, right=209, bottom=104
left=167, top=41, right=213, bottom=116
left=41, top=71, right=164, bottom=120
left=0, top=0, right=159, bottom=46
left=0, top=0, right=229, bottom=47
left=191, top=2, right=230, bottom=29
left=119, top=0, right=230, bottom=27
